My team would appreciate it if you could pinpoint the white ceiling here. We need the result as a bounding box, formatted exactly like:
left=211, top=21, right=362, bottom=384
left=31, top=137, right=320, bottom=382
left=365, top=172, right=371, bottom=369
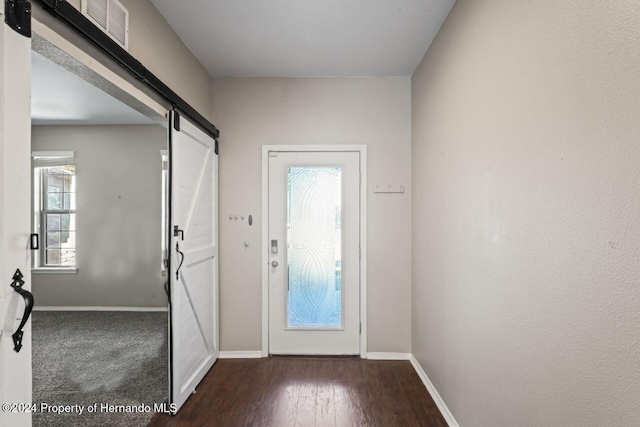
left=31, top=51, right=156, bottom=125
left=151, top=0, right=456, bottom=77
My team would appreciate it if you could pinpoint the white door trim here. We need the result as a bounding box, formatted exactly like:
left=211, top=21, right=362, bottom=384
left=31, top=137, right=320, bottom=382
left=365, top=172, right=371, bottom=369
left=261, top=145, right=367, bottom=358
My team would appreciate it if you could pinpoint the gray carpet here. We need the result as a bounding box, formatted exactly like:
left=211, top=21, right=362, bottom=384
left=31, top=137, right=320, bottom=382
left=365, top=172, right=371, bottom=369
left=32, top=311, right=168, bottom=427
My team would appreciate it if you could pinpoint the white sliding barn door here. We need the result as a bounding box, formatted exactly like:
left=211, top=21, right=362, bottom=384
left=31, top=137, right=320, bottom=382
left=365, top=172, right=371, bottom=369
left=0, top=14, right=32, bottom=427
left=169, top=112, right=219, bottom=412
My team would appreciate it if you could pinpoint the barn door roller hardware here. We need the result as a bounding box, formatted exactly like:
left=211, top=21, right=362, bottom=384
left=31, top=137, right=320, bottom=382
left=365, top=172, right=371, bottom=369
left=172, top=109, right=218, bottom=154
left=173, top=110, right=180, bottom=131
left=10, top=269, right=34, bottom=353
left=5, top=0, right=32, bottom=37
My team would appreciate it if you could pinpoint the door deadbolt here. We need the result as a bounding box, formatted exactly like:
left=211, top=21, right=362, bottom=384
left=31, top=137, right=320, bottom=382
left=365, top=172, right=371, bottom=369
left=271, top=261, right=279, bottom=267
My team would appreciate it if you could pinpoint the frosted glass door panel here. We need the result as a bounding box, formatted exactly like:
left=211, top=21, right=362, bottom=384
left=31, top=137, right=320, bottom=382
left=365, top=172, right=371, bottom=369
left=287, top=167, right=342, bottom=328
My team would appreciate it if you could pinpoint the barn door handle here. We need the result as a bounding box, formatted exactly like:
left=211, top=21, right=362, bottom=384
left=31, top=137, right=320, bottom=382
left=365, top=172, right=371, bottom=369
left=175, top=243, right=185, bottom=280
left=10, top=269, right=34, bottom=353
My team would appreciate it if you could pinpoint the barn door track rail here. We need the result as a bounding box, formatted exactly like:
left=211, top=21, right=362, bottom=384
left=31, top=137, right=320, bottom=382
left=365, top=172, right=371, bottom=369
left=6, top=0, right=220, bottom=149
left=10, top=269, right=34, bottom=353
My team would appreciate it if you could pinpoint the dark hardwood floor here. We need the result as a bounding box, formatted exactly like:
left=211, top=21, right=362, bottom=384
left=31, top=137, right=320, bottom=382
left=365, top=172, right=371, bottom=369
left=148, top=357, right=447, bottom=427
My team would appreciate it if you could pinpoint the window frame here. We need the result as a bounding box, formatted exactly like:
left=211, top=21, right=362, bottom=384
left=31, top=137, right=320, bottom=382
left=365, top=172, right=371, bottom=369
left=32, top=151, right=78, bottom=272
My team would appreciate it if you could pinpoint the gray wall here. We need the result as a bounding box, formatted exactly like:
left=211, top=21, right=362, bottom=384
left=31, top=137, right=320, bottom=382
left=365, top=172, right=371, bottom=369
left=211, top=77, right=412, bottom=353
left=411, top=0, right=640, bottom=425
left=32, top=125, right=168, bottom=308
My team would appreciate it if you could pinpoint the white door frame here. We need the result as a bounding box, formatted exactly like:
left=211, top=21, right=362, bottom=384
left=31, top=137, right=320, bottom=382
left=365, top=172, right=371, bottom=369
left=29, top=13, right=173, bottom=411
left=261, top=145, right=367, bottom=358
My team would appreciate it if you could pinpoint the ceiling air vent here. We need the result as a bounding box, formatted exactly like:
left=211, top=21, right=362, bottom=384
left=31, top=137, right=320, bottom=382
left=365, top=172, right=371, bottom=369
left=82, top=0, right=129, bottom=50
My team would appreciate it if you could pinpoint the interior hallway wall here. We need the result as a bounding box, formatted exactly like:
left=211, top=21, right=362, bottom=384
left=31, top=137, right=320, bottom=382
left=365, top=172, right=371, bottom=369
left=32, top=125, right=167, bottom=308
left=411, top=0, right=640, bottom=425
left=65, top=0, right=212, bottom=117
left=211, top=77, right=412, bottom=353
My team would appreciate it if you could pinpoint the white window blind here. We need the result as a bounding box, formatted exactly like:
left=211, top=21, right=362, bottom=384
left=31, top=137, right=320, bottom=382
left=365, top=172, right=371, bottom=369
left=32, top=151, right=75, bottom=168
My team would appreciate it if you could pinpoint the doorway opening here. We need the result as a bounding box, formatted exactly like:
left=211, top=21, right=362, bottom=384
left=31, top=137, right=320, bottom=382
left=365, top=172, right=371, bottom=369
left=262, top=146, right=368, bottom=358
left=30, top=43, right=169, bottom=427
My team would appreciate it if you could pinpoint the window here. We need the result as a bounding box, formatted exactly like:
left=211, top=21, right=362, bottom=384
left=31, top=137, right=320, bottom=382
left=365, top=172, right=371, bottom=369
left=33, top=152, right=77, bottom=269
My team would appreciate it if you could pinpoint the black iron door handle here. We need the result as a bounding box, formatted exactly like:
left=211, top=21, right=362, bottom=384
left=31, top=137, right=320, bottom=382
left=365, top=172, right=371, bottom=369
left=10, top=269, right=34, bottom=353
left=175, top=242, right=185, bottom=280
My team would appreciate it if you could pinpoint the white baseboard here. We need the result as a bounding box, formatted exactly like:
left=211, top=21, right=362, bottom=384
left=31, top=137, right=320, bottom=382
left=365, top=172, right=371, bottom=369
left=367, top=352, right=412, bottom=360
left=219, top=351, right=263, bottom=359
left=33, top=306, right=168, bottom=312
left=410, top=355, right=459, bottom=427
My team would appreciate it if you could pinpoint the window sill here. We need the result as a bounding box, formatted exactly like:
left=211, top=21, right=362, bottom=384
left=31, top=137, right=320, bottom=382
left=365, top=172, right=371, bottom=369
left=32, top=268, right=78, bottom=274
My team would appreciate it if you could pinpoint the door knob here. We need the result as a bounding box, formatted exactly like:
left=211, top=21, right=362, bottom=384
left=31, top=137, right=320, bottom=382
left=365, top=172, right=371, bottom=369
left=271, top=261, right=278, bottom=267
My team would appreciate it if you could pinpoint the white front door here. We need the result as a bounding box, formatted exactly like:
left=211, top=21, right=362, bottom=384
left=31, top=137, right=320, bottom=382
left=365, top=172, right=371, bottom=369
left=169, top=112, right=219, bottom=412
left=268, top=151, right=360, bottom=355
left=0, top=14, right=32, bottom=427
